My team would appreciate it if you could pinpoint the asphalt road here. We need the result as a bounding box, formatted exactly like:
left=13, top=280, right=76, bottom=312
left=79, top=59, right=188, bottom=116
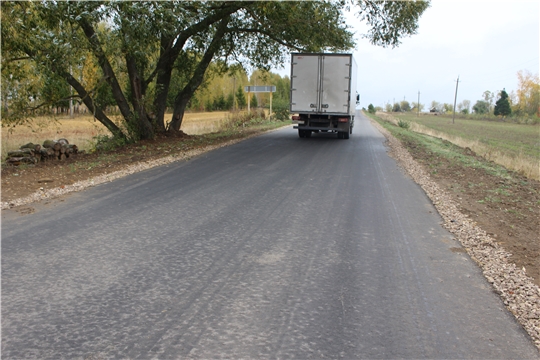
left=2, top=112, right=538, bottom=359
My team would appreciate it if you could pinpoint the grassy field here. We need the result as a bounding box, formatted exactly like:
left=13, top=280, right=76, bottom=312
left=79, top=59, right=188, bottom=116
left=382, top=112, right=540, bottom=180
left=1, top=111, right=239, bottom=159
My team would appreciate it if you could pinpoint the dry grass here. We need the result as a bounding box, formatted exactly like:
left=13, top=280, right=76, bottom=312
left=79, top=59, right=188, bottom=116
left=1, top=115, right=111, bottom=158
left=1, top=111, right=238, bottom=159
left=376, top=112, right=540, bottom=180
left=181, top=111, right=231, bottom=135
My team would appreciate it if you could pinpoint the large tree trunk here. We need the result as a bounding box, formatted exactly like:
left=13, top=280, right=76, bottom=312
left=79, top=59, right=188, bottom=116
left=126, top=55, right=155, bottom=140
left=152, top=36, right=177, bottom=134
left=61, top=71, right=126, bottom=140
left=169, top=17, right=230, bottom=132
left=78, top=17, right=136, bottom=136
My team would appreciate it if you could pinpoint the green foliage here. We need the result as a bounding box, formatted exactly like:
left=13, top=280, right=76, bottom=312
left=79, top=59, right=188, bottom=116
left=397, top=119, right=410, bottom=129
left=443, top=103, right=453, bottom=113
left=494, top=89, right=512, bottom=117
left=272, top=97, right=290, bottom=121
left=40, top=71, right=71, bottom=111
left=250, top=94, right=258, bottom=109
left=2, top=0, right=429, bottom=141
left=392, top=103, right=401, bottom=112
left=368, top=104, right=376, bottom=114
left=400, top=100, right=411, bottom=112
left=411, top=102, right=424, bottom=112
left=356, top=0, right=431, bottom=48
left=213, top=94, right=227, bottom=111
left=91, top=134, right=129, bottom=152
left=226, top=93, right=234, bottom=111
left=236, top=86, right=247, bottom=109
left=473, top=100, right=490, bottom=114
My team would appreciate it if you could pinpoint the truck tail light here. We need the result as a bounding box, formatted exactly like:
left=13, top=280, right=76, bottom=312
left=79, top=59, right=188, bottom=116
left=338, top=118, right=348, bottom=123
left=292, top=115, right=302, bottom=120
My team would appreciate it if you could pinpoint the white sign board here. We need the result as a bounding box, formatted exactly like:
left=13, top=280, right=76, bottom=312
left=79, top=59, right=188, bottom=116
left=244, top=86, right=276, bottom=93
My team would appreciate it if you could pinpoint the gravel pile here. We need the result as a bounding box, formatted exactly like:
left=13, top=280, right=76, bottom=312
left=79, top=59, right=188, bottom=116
left=370, top=118, right=540, bottom=350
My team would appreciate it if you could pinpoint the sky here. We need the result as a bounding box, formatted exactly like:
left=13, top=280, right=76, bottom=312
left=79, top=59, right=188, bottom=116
left=273, top=0, right=539, bottom=111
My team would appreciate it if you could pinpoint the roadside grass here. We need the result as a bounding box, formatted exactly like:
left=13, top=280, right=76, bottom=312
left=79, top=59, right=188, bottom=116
left=378, top=112, right=540, bottom=180
left=1, top=110, right=279, bottom=160
left=368, top=112, right=520, bottom=181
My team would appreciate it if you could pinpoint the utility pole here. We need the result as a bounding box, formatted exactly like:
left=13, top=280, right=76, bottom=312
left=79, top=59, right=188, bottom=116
left=452, top=76, right=460, bottom=124
left=417, top=91, right=420, bottom=117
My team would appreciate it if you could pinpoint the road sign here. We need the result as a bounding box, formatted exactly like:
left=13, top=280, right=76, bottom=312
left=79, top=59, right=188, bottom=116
left=244, top=86, right=276, bottom=93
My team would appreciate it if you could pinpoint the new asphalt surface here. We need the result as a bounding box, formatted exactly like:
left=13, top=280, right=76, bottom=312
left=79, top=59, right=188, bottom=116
left=2, top=112, right=538, bottom=358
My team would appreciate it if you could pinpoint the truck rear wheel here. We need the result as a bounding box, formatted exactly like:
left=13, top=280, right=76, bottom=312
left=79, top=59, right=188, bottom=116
left=344, top=130, right=350, bottom=139
left=298, top=129, right=305, bottom=138
left=337, top=132, right=343, bottom=139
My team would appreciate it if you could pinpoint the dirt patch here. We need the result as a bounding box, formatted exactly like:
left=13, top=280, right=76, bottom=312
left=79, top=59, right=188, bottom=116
left=402, top=138, right=539, bottom=286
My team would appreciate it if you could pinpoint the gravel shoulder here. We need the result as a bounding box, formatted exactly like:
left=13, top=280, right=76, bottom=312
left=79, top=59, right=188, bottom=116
left=367, top=114, right=540, bottom=350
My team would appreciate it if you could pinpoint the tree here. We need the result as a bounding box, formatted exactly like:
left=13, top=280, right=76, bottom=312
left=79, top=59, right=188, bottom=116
left=483, top=90, right=494, bottom=113
left=236, top=86, right=246, bottom=109
left=494, top=89, right=512, bottom=117
left=392, top=103, right=401, bottom=112
left=457, top=100, right=470, bottom=114
left=472, top=100, right=489, bottom=114
left=368, top=104, right=376, bottom=114
left=514, top=70, right=540, bottom=116
left=250, top=93, right=258, bottom=109
left=411, top=102, right=424, bottom=112
left=443, top=103, right=453, bottom=113
left=2, top=1, right=430, bottom=141
left=400, top=100, right=411, bottom=112
left=430, top=101, right=442, bottom=112
left=356, top=1, right=430, bottom=48
left=462, top=100, right=470, bottom=114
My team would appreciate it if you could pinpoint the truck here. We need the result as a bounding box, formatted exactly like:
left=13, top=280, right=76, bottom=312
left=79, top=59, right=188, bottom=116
left=290, top=53, right=358, bottom=139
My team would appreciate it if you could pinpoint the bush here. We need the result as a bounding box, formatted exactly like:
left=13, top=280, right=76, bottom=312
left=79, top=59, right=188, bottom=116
left=271, top=97, right=290, bottom=121
left=91, top=134, right=128, bottom=152
left=397, top=119, right=410, bottom=129
left=368, top=104, right=376, bottom=114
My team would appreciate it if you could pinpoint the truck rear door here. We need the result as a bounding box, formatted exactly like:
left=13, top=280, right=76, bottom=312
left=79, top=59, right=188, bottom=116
left=290, top=54, right=319, bottom=113
left=320, top=55, right=352, bottom=114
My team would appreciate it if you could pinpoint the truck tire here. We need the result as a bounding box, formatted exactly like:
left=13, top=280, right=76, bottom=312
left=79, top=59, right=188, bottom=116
left=337, top=132, right=343, bottom=139
left=344, top=131, right=350, bottom=139
left=305, top=130, right=312, bottom=138
left=298, top=129, right=305, bottom=138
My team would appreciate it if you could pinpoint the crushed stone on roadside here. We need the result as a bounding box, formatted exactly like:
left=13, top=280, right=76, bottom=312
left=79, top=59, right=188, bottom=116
left=369, top=118, right=540, bottom=350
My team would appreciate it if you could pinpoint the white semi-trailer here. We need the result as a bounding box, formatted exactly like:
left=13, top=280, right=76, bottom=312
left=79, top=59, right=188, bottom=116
left=290, top=53, right=358, bottom=139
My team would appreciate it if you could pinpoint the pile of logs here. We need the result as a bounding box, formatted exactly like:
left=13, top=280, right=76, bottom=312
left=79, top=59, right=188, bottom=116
left=5, top=139, right=79, bottom=166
